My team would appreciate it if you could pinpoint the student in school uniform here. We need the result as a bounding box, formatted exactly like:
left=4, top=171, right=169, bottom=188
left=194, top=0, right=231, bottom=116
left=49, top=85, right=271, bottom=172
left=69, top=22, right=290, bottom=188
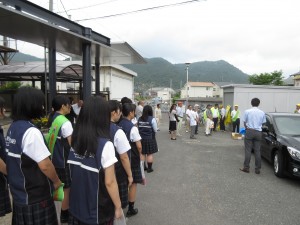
left=68, top=96, right=122, bottom=225
left=5, top=87, right=61, bottom=225
left=118, top=103, right=143, bottom=217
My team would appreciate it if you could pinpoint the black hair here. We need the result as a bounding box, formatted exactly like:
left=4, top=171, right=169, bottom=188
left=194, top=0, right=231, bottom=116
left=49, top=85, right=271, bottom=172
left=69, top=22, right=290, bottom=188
left=169, top=104, right=176, bottom=113
left=52, top=95, right=70, bottom=111
left=157, top=103, right=160, bottom=108
left=122, top=103, right=136, bottom=117
left=11, top=87, right=45, bottom=120
left=108, top=100, right=122, bottom=113
left=71, top=96, right=110, bottom=156
left=140, top=105, right=153, bottom=121
left=251, top=98, right=260, bottom=107
left=121, top=97, right=132, bottom=105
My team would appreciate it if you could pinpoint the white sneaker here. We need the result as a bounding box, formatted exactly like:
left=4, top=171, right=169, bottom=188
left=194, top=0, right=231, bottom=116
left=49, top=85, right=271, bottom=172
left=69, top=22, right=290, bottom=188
left=186, top=130, right=189, bottom=133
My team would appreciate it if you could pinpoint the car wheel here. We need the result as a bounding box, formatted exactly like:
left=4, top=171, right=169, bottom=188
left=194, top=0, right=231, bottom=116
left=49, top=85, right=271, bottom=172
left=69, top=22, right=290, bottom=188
left=273, top=150, right=285, bottom=178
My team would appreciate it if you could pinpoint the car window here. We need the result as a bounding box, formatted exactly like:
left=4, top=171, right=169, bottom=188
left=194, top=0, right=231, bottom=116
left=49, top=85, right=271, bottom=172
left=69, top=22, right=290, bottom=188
left=265, top=116, right=274, bottom=132
left=274, top=116, right=300, bottom=135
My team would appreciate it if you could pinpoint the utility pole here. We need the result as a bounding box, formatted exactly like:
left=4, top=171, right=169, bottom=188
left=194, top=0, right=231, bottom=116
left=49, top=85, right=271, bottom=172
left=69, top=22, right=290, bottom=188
left=49, top=0, right=53, bottom=12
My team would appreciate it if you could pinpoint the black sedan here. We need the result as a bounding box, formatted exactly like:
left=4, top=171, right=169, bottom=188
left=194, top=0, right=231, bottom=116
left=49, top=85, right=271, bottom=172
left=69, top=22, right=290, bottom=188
left=261, top=113, right=300, bottom=178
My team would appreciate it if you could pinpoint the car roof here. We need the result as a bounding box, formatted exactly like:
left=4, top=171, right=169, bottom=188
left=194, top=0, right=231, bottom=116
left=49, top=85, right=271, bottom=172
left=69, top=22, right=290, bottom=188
left=266, top=112, right=300, bottom=117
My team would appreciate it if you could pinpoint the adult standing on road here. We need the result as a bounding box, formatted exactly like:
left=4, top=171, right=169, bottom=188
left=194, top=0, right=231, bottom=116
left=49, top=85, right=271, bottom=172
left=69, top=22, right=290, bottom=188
left=155, top=103, right=162, bottom=130
left=135, top=101, right=144, bottom=121
left=219, top=105, right=226, bottom=132
left=176, top=102, right=184, bottom=136
left=211, top=104, right=220, bottom=131
left=204, top=104, right=213, bottom=136
left=240, top=98, right=266, bottom=174
left=231, top=104, right=241, bottom=133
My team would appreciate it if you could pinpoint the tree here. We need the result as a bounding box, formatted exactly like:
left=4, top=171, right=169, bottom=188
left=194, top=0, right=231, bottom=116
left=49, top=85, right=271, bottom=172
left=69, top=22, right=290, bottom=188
left=0, top=81, right=22, bottom=90
left=249, top=70, right=284, bottom=85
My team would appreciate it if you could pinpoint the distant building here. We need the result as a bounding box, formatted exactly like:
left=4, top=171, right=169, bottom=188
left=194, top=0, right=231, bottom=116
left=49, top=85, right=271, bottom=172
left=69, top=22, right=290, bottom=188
left=180, top=82, right=223, bottom=98
left=146, top=87, right=175, bottom=102
left=289, top=71, right=300, bottom=87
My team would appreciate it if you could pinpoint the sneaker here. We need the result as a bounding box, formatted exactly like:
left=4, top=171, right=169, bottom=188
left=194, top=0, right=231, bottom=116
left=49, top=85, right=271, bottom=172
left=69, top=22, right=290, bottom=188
left=186, top=130, right=189, bottom=133
left=126, top=208, right=138, bottom=217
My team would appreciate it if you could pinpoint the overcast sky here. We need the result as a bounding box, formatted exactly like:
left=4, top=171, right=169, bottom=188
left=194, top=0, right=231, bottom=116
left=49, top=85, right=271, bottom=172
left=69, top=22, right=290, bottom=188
left=19, top=0, right=300, bottom=77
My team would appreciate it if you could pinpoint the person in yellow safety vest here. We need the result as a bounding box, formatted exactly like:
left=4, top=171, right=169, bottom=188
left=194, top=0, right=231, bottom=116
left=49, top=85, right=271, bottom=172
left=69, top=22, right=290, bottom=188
left=211, top=104, right=220, bottom=131
left=203, top=104, right=213, bottom=136
left=294, top=103, right=300, bottom=114
left=224, top=105, right=232, bottom=126
left=231, top=104, right=240, bottom=133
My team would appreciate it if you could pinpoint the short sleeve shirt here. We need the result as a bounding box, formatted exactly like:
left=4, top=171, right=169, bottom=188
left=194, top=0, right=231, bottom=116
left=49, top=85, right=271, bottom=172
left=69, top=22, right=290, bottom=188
left=114, top=129, right=130, bottom=155
left=22, top=127, right=50, bottom=163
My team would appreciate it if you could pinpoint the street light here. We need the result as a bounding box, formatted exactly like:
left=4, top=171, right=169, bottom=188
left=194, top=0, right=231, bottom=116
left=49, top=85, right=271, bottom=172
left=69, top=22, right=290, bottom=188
left=185, top=62, right=190, bottom=108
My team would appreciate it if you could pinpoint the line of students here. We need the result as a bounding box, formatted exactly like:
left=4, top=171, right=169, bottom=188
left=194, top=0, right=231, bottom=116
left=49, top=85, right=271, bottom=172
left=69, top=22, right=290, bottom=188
left=0, top=87, right=159, bottom=225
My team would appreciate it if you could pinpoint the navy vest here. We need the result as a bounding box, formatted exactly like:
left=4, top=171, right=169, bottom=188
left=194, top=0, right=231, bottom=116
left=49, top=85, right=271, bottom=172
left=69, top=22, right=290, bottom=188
left=68, top=138, right=114, bottom=224
left=51, top=112, right=70, bottom=168
left=110, top=123, right=127, bottom=183
left=6, top=120, right=52, bottom=205
left=138, top=116, right=154, bottom=139
left=0, top=125, right=8, bottom=195
left=118, top=118, right=140, bottom=167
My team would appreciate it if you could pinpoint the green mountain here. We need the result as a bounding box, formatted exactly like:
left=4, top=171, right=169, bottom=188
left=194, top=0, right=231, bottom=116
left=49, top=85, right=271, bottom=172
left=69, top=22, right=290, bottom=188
left=10, top=52, right=44, bottom=62
left=123, top=58, right=249, bottom=91
left=8, top=53, right=249, bottom=90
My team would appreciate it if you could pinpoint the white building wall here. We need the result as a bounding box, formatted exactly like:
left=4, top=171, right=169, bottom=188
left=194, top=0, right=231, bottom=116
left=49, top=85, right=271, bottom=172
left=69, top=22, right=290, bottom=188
left=157, top=90, right=170, bottom=101
left=224, top=85, right=300, bottom=123
left=189, top=86, right=213, bottom=98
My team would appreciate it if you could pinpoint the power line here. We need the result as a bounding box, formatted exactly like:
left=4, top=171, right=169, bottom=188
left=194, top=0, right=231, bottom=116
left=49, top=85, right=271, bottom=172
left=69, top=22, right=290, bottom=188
left=59, top=0, right=69, bottom=17
left=56, top=0, right=119, bottom=14
left=76, top=0, right=204, bottom=22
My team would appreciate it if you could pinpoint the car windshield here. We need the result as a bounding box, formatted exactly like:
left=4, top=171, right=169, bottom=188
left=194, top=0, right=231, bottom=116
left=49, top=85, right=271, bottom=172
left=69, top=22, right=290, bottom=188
left=274, top=116, right=300, bottom=136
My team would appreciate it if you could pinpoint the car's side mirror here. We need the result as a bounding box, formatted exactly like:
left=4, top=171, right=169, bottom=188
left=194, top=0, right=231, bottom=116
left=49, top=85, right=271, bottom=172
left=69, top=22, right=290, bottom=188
left=262, top=125, right=269, bottom=133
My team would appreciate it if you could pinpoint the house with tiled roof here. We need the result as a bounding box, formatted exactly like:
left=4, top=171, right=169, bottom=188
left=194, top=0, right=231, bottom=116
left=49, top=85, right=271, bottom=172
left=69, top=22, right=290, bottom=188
left=289, top=71, right=300, bottom=86
left=180, top=81, right=223, bottom=98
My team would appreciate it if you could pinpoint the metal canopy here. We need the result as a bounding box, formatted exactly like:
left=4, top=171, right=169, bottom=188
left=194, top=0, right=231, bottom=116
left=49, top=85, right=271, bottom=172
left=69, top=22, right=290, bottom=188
left=0, top=5, right=133, bottom=64
left=0, top=61, right=83, bottom=82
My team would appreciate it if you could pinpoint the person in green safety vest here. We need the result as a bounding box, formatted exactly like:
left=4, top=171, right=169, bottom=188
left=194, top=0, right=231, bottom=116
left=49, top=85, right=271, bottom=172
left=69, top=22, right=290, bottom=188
left=231, top=104, right=240, bottom=133
left=46, top=95, right=73, bottom=223
left=211, top=104, right=220, bottom=131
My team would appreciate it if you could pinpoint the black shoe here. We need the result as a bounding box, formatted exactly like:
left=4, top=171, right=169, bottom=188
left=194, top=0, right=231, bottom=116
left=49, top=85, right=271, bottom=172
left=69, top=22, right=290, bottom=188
left=60, top=210, right=69, bottom=223
left=255, top=169, right=260, bottom=174
left=147, top=168, right=154, bottom=173
left=239, top=168, right=250, bottom=173
left=126, top=208, right=138, bottom=217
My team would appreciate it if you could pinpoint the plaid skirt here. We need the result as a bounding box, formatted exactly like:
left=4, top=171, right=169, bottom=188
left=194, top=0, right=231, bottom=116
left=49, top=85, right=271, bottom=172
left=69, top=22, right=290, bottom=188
left=69, top=213, right=113, bottom=225
left=132, top=165, right=143, bottom=184
left=56, top=165, right=71, bottom=188
left=118, top=181, right=129, bottom=209
left=12, top=198, right=58, bottom=225
left=0, top=189, right=12, bottom=217
left=141, top=138, right=158, bottom=155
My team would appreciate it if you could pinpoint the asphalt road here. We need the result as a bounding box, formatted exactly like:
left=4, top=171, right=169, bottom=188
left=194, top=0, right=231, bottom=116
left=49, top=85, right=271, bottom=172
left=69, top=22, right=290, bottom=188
left=1, top=114, right=300, bottom=225
left=127, top=113, right=300, bottom=225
